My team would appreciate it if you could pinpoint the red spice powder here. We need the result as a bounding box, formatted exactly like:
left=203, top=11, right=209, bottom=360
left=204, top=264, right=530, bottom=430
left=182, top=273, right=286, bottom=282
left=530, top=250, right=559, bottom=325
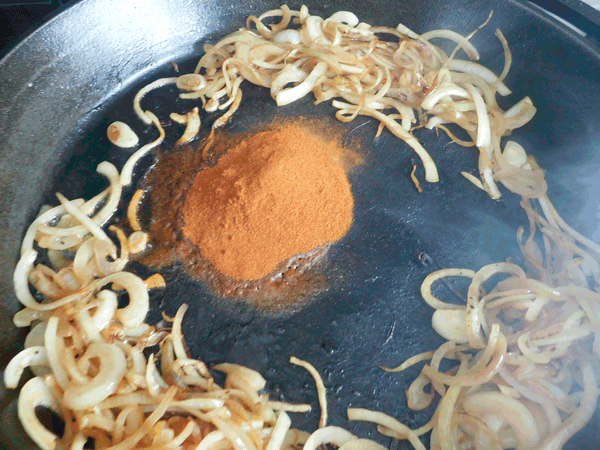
left=182, top=124, right=355, bottom=281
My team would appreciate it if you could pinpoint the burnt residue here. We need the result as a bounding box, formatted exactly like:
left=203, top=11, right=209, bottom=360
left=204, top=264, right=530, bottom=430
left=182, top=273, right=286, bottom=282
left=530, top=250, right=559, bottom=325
left=137, top=129, right=338, bottom=314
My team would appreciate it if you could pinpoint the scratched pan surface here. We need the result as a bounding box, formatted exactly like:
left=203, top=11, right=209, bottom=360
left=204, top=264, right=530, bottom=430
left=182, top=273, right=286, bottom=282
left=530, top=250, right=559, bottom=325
left=1, top=0, right=600, bottom=448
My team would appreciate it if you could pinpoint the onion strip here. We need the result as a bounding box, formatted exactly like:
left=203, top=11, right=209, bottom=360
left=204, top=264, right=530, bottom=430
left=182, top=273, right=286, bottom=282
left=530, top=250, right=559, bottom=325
left=290, top=357, right=327, bottom=428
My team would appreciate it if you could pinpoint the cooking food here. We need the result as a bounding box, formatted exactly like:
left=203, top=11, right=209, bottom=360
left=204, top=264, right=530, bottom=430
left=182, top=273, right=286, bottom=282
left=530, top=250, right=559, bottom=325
left=5, top=4, right=599, bottom=450
left=182, top=124, right=354, bottom=281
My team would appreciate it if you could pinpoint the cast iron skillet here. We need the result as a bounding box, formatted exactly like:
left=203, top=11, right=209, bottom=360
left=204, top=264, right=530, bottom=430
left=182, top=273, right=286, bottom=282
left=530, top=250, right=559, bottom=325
left=1, top=0, right=600, bottom=448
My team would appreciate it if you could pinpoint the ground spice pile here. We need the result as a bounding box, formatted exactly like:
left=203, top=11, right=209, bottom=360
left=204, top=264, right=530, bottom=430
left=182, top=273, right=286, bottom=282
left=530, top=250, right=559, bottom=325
left=183, top=124, right=354, bottom=281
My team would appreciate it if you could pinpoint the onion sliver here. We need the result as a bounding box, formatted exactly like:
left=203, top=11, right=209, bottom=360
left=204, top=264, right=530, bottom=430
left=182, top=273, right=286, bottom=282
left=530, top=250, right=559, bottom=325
left=348, top=409, right=426, bottom=450
left=96, top=272, right=149, bottom=328
left=120, top=110, right=165, bottom=186
left=4, top=346, right=49, bottom=389
left=302, top=427, right=357, bottom=450
left=214, top=363, right=267, bottom=392
left=421, top=83, right=470, bottom=110
left=447, top=60, right=511, bottom=95
left=339, top=439, right=388, bottom=450
left=328, top=11, right=359, bottom=27
left=266, top=412, right=291, bottom=450
left=76, top=290, right=118, bottom=342
left=432, top=309, right=469, bottom=343
left=18, top=377, right=61, bottom=450
left=24, top=162, right=120, bottom=247
left=44, top=316, right=70, bottom=389
left=274, top=29, right=301, bottom=44
left=176, top=73, right=206, bottom=91
left=275, top=62, right=328, bottom=106
left=463, top=392, right=541, bottom=449
left=133, top=77, right=178, bottom=124
left=291, top=356, right=328, bottom=428
left=107, top=121, right=139, bottom=148
left=63, top=343, right=127, bottom=410
left=176, top=107, right=201, bottom=144
left=464, top=83, right=491, bottom=148
left=420, top=29, right=480, bottom=60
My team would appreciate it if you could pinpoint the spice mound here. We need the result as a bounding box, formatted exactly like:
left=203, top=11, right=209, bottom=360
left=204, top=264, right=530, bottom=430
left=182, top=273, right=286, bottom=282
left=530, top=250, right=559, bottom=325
left=183, top=125, right=354, bottom=281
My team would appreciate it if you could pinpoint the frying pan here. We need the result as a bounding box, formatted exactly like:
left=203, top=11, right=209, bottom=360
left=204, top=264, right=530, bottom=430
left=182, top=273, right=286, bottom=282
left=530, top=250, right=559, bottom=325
left=1, top=0, right=600, bottom=448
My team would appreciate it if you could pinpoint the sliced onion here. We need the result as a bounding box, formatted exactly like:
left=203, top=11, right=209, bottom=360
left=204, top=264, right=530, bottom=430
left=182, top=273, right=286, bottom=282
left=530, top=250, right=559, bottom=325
left=176, top=73, right=206, bottom=91
left=304, top=16, right=331, bottom=46
left=129, top=231, right=149, bottom=254
left=271, top=65, right=309, bottom=97
left=170, top=112, right=187, bottom=123
left=18, top=377, right=61, bottom=450
left=420, top=83, right=470, bottom=110
left=19, top=201, right=82, bottom=255
left=44, top=316, right=70, bottom=389
left=25, top=321, right=47, bottom=348
left=504, top=97, right=537, bottom=129
left=395, top=23, right=419, bottom=39
left=105, top=386, right=177, bottom=450
left=93, top=235, right=126, bottom=276
left=13, top=308, right=50, bottom=327
left=95, top=272, right=149, bottom=328
left=107, top=121, right=139, bottom=148
left=432, top=309, right=469, bottom=343
left=461, top=171, right=485, bottom=190
left=447, top=60, right=512, bottom=95
left=464, top=83, right=491, bottom=148
left=493, top=29, right=512, bottom=85
left=196, top=430, right=227, bottom=450
left=406, top=374, right=435, bottom=410
left=120, top=110, right=165, bottom=186
left=328, top=11, right=359, bottom=27
left=466, top=263, right=525, bottom=348
left=302, top=427, right=357, bottom=450
left=214, top=363, right=267, bottom=392
left=172, top=398, right=225, bottom=410
left=463, top=392, right=541, bottom=448
left=73, top=237, right=96, bottom=282
left=421, top=268, right=475, bottom=310
left=127, top=189, right=144, bottom=232
left=342, top=104, right=439, bottom=183
left=339, top=439, right=388, bottom=450
left=275, top=62, right=328, bottom=106
left=290, top=356, right=328, bottom=427
left=498, top=367, right=561, bottom=428
left=274, top=29, right=302, bottom=44
left=268, top=401, right=312, bottom=413
left=76, top=290, right=118, bottom=342
left=176, top=107, right=201, bottom=144
left=347, top=409, right=426, bottom=450
left=27, top=162, right=120, bottom=242
left=536, top=364, right=597, bottom=450
left=133, top=77, right=178, bottom=124
left=436, top=357, right=468, bottom=448
left=63, top=343, right=127, bottom=410
left=421, top=29, right=480, bottom=60
left=4, top=347, right=49, bottom=388
left=503, top=141, right=527, bottom=168
left=146, top=353, right=169, bottom=397
left=144, top=273, right=166, bottom=289
left=212, top=416, right=258, bottom=450
left=266, top=412, right=291, bottom=450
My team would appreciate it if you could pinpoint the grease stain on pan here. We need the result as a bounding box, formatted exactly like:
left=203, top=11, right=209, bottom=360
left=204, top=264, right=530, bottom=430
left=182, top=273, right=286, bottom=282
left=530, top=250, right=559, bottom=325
left=137, top=126, right=350, bottom=314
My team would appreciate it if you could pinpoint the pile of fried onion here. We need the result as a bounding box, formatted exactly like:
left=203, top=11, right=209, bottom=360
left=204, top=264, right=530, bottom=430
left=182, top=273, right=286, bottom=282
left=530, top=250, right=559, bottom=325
left=6, top=5, right=600, bottom=450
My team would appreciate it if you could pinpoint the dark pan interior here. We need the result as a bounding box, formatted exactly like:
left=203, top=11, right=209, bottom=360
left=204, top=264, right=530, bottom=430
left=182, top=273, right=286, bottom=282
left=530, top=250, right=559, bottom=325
left=1, top=0, right=600, bottom=448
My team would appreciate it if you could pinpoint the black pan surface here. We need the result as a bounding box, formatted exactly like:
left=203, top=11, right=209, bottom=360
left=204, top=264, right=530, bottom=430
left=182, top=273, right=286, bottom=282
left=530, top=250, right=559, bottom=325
left=1, top=0, right=600, bottom=448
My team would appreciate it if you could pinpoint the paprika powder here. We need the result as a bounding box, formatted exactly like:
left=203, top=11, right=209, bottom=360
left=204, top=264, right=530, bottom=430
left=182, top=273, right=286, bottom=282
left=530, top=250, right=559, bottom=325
left=183, top=124, right=355, bottom=281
